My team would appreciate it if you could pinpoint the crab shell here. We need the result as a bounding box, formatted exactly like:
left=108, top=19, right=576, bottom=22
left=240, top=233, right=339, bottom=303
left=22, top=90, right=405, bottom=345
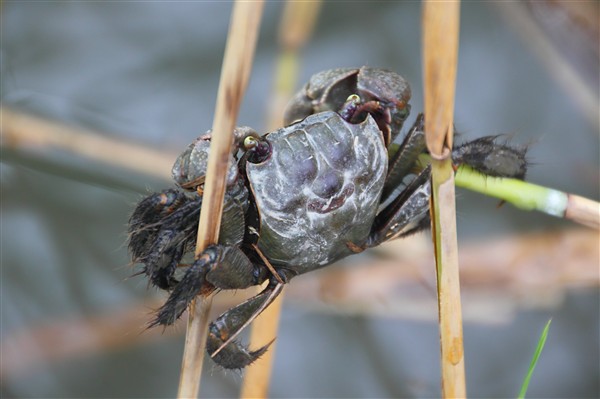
left=246, top=111, right=388, bottom=273
left=172, top=134, right=239, bottom=191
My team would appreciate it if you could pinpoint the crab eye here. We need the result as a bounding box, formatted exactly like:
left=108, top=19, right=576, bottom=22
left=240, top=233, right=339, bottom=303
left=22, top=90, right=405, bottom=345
left=346, top=94, right=360, bottom=103
left=245, top=136, right=272, bottom=164
left=244, top=136, right=258, bottom=150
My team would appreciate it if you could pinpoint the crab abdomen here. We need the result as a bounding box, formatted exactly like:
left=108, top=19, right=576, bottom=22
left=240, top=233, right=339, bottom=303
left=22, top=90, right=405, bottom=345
left=246, top=111, right=387, bottom=273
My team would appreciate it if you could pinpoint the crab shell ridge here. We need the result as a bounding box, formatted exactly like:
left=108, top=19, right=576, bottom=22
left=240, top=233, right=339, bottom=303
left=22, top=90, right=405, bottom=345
left=246, top=111, right=388, bottom=273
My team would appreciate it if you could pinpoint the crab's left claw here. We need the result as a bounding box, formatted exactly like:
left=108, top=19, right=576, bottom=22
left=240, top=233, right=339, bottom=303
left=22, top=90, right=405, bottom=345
left=206, top=281, right=283, bottom=369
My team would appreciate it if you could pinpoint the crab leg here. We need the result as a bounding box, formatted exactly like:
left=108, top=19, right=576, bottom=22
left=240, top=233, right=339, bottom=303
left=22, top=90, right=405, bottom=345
left=206, top=280, right=284, bottom=369
left=369, top=165, right=432, bottom=246
left=149, top=245, right=266, bottom=327
left=381, top=113, right=426, bottom=204
left=128, top=190, right=201, bottom=290
left=452, top=135, right=528, bottom=180
left=369, top=135, right=529, bottom=246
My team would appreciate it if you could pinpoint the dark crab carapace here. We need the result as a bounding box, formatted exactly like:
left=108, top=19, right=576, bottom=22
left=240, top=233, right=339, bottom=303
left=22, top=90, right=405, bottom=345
left=128, top=66, right=528, bottom=369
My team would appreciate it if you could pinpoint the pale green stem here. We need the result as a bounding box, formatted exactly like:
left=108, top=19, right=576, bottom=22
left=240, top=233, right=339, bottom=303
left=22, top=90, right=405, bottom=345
left=455, top=165, right=568, bottom=217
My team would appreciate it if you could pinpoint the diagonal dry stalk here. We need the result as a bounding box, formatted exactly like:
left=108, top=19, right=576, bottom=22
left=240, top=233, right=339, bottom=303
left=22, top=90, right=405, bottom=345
left=0, top=106, right=176, bottom=180
left=422, top=1, right=466, bottom=398
left=240, top=2, right=321, bottom=398
left=177, top=2, right=264, bottom=398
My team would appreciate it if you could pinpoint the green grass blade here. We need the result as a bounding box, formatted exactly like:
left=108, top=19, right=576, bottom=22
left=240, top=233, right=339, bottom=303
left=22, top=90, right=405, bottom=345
left=518, top=319, right=552, bottom=399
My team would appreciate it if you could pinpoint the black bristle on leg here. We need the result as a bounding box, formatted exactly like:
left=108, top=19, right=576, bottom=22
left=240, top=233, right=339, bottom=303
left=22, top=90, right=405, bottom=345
left=127, top=189, right=187, bottom=262
left=148, top=247, right=220, bottom=327
left=148, top=243, right=184, bottom=290
left=205, top=281, right=283, bottom=369
left=128, top=190, right=202, bottom=293
left=452, top=135, right=529, bottom=180
left=206, top=323, right=273, bottom=370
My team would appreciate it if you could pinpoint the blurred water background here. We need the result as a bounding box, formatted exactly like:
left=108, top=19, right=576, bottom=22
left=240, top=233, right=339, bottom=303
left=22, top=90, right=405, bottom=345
left=1, top=1, right=599, bottom=398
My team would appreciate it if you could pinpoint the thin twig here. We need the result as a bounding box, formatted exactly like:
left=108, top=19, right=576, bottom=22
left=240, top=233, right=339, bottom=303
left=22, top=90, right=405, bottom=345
left=422, top=1, right=466, bottom=398
left=177, top=2, right=264, bottom=398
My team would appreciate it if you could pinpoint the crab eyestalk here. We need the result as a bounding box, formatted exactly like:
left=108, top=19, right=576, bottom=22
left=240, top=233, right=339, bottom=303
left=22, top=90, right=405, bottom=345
left=244, top=135, right=272, bottom=164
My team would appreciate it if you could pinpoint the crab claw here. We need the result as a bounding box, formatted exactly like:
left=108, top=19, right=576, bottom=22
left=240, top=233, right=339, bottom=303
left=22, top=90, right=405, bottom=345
left=283, top=67, right=412, bottom=145
left=207, top=325, right=273, bottom=369
left=205, top=281, right=283, bottom=369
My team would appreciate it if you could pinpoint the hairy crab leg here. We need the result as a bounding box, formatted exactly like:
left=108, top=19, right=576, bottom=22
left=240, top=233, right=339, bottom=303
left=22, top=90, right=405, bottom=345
left=210, top=281, right=284, bottom=358
left=128, top=190, right=202, bottom=290
left=370, top=135, right=529, bottom=246
left=206, top=280, right=284, bottom=369
left=150, top=245, right=265, bottom=327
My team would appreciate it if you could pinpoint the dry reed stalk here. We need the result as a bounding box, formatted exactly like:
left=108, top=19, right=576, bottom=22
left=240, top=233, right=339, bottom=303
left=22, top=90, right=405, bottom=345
left=240, top=2, right=321, bottom=398
left=422, top=1, right=466, bottom=398
left=177, top=2, right=264, bottom=398
left=0, top=107, right=175, bottom=180
left=263, top=0, right=321, bottom=132
left=3, top=228, right=597, bottom=381
left=565, top=194, right=600, bottom=229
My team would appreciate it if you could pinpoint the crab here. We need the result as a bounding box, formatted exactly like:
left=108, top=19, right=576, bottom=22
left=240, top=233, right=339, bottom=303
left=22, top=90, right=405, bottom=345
left=128, top=66, right=528, bottom=369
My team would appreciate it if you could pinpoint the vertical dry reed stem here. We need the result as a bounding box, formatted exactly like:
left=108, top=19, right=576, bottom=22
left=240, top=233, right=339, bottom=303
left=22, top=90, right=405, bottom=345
left=240, top=2, right=321, bottom=398
left=177, top=2, right=264, bottom=397
left=422, top=1, right=466, bottom=398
